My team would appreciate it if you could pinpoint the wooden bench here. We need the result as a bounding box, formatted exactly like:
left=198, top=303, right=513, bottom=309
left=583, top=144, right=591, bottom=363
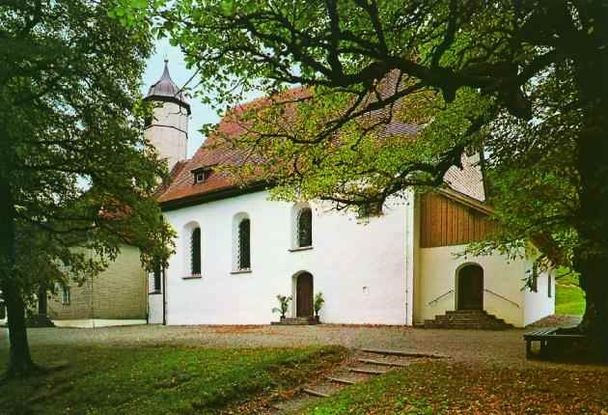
left=523, top=328, right=587, bottom=359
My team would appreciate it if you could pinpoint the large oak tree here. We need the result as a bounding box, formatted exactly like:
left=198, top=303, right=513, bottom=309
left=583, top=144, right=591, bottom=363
left=0, top=0, right=173, bottom=377
left=118, top=0, right=607, bottom=356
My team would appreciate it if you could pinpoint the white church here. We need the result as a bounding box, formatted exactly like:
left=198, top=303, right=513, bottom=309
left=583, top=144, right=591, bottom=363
left=144, top=62, right=555, bottom=329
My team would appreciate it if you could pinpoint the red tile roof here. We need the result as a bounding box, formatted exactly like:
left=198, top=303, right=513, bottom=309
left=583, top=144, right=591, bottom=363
left=157, top=87, right=486, bottom=208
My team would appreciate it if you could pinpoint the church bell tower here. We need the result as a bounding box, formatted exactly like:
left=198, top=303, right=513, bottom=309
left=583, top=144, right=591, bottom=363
left=144, top=60, right=190, bottom=171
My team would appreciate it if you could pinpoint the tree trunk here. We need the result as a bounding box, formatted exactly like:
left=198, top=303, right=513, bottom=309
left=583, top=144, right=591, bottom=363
left=2, top=280, right=36, bottom=377
left=0, top=179, right=37, bottom=377
left=569, top=21, right=608, bottom=360
left=38, top=285, right=47, bottom=317
left=572, top=97, right=608, bottom=361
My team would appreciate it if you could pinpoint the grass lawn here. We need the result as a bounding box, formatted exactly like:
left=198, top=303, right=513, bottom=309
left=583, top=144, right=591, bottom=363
left=556, top=270, right=585, bottom=315
left=301, top=361, right=608, bottom=414
left=556, top=284, right=585, bottom=315
left=0, top=344, right=345, bottom=414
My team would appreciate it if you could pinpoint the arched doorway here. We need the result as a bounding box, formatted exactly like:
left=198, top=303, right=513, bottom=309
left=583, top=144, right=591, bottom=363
left=295, top=272, right=314, bottom=317
left=457, top=264, right=484, bottom=310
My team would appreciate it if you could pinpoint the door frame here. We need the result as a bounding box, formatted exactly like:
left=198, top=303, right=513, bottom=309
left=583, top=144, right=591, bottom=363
left=455, top=263, right=484, bottom=310
left=293, top=271, right=314, bottom=318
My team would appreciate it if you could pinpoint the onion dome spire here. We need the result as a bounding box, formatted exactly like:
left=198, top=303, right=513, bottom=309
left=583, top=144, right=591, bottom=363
left=145, top=59, right=191, bottom=114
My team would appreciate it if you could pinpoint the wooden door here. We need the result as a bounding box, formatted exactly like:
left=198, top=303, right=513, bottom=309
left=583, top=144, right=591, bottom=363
left=296, top=272, right=314, bottom=317
left=457, top=265, right=484, bottom=310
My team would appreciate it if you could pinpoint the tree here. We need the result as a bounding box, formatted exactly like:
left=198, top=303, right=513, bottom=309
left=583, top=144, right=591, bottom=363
left=0, top=0, right=173, bottom=377
left=116, top=0, right=607, bottom=356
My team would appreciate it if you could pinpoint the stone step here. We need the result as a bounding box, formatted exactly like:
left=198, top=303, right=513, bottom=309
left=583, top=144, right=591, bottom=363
left=302, top=388, right=330, bottom=398
left=348, top=366, right=389, bottom=375
left=424, top=322, right=509, bottom=330
left=360, top=348, right=447, bottom=359
left=330, top=369, right=374, bottom=383
left=424, top=309, right=513, bottom=330
left=326, top=376, right=356, bottom=385
left=271, top=317, right=318, bottom=325
left=446, top=309, right=488, bottom=314
left=357, top=358, right=409, bottom=367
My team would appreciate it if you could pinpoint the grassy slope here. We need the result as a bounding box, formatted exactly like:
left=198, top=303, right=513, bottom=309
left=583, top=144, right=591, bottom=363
left=0, top=345, right=345, bottom=414
left=555, top=271, right=585, bottom=315
left=301, top=361, right=608, bottom=415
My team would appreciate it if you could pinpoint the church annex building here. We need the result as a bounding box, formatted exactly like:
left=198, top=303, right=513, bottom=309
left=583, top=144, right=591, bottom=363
left=143, top=62, right=555, bottom=329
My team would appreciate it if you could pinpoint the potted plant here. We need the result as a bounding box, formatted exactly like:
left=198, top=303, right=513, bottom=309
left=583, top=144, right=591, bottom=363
left=272, top=294, right=292, bottom=321
left=313, top=292, right=325, bottom=323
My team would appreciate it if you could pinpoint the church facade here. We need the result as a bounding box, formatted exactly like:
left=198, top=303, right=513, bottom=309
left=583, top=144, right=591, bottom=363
left=146, top=63, right=555, bottom=328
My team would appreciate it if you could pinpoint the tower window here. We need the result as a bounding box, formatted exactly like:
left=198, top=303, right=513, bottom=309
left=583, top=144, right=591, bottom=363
left=191, top=227, right=201, bottom=275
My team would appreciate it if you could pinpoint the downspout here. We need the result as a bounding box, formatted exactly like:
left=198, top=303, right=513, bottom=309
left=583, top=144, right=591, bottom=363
left=404, top=190, right=416, bottom=326
left=162, top=267, right=167, bottom=326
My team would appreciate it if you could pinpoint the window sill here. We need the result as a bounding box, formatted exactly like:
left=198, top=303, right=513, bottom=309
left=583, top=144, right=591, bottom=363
left=149, top=290, right=162, bottom=295
left=182, top=275, right=202, bottom=280
left=230, top=269, right=252, bottom=275
left=288, top=246, right=313, bottom=252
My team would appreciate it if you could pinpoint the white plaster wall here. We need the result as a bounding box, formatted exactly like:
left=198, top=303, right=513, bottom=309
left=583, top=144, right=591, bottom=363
left=148, top=293, right=164, bottom=324
left=145, top=102, right=188, bottom=171
left=523, top=267, right=556, bottom=326
left=158, top=191, right=411, bottom=325
left=416, top=245, right=527, bottom=327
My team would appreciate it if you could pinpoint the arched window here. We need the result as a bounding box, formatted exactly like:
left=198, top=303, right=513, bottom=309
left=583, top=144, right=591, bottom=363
left=191, top=227, right=201, bottom=275
left=297, top=207, right=312, bottom=247
left=237, top=218, right=251, bottom=270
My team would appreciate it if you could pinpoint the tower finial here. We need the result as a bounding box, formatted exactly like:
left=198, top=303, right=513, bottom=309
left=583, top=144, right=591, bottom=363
left=161, top=58, right=171, bottom=81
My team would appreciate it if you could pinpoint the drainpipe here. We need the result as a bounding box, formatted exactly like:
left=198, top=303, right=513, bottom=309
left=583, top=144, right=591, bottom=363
left=162, top=267, right=167, bottom=326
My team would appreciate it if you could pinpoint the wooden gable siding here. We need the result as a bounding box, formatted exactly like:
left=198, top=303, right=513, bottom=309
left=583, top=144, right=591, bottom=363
left=420, top=193, right=496, bottom=248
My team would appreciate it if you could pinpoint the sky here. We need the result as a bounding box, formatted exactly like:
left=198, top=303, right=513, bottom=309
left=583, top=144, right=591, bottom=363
left=141, top=39, right=219, bottom=157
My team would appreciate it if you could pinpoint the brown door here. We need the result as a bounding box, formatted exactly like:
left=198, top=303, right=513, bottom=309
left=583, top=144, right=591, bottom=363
left=296, top=272, right=314, bottom=317
left=457, top=265, right=484, bottom=310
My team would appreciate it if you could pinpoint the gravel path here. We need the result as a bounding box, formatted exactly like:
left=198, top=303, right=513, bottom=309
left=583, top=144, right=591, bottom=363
left=3, top=322, right=603, bottom=371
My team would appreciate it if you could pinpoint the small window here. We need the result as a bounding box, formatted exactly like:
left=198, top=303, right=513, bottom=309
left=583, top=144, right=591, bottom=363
left=61, top=285, right=71, bottom=305
left=528, top=263, right=538, bottom=293
left=193, top=169, right=211, bottom=184
left=297, top=207, right=313, bottom=247
left=153, top=263, right=162, bottom=292
left=237, top=218, right=251, bottom=270
left=548, top=274, right=552, bottom=298
left=191, top=227, right=201, bottom=275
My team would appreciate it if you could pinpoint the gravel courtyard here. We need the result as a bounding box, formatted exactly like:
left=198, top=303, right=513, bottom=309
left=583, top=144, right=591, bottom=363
left=4, top=320, right=603, bottom=371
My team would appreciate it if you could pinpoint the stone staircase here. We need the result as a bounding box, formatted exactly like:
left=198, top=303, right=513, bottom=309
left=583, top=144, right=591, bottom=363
left=269, top=348, right=445, bottom=414
left=423, top=310, right=513, bottom=330
left=271, top=317, right=319, bottom=325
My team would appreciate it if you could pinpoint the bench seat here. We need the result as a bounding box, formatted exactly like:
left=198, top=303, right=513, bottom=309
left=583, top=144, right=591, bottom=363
left=523, top=327, right=586, bottom=359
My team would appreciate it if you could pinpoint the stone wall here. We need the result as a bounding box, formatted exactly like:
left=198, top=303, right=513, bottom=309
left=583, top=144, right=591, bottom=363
left=48, top=245, right=148, bottom=320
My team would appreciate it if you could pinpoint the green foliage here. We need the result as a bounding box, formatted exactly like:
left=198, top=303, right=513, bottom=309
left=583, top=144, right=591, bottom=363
left=272, top=294, right=292, bottom=318
left=0, top=0, right=174, bottom=301
left=0, top=344, right=346, bottom=414
left=145, top=1, right=602, bottom=240
left=314, top=292, right=325, bottom=317
left=127, top=1, right=607, bottom=332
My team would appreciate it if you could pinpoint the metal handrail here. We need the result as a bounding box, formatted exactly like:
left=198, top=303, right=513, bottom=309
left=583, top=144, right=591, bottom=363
left=428, top=289, right=454, bottom=306
left=484, top=288, right=520, bottom=308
